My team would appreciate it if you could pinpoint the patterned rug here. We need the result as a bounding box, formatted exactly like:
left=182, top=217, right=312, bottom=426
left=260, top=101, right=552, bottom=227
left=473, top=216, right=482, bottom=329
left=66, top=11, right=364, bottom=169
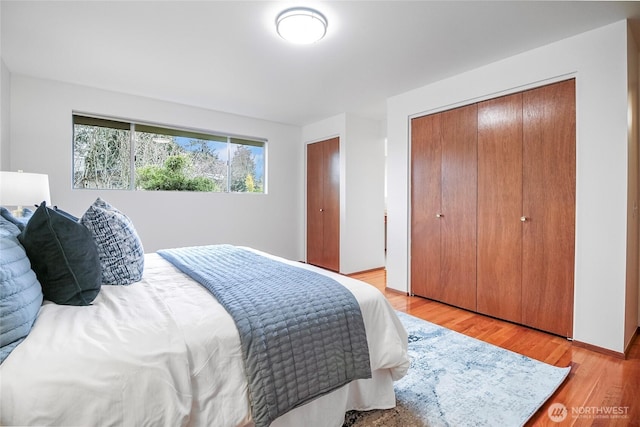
left=343, top=311, right=570, bottom=427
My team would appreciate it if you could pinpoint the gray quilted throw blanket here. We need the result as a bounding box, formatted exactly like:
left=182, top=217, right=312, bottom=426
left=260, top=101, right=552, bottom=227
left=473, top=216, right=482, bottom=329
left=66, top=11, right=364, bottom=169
left=158, top=245, right=371, bottom=427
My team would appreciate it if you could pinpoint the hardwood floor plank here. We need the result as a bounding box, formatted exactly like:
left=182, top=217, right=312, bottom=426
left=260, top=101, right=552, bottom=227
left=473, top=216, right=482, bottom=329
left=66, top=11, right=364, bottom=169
left=348, top=268, right=640, bottom=426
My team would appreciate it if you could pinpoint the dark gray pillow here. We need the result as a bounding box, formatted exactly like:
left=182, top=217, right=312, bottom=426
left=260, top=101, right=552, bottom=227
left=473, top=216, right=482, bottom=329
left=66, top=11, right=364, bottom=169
left=18, top=202, right=101, bottom=306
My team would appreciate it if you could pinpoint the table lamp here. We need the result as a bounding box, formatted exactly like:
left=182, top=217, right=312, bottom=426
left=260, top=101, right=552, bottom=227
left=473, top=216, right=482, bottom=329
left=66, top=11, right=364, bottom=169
left=0, top=170, right=51, bottom=217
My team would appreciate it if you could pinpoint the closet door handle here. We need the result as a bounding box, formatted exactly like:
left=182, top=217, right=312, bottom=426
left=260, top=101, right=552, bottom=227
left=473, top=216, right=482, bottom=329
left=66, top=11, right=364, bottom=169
left=436, top=213, right=444, bottom=218
left=520, top=216, right=528, bottom=222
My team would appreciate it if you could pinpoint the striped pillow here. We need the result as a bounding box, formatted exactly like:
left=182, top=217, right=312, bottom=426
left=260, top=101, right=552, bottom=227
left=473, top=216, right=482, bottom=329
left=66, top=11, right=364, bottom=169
left=81, top=198, right=144, bottom=285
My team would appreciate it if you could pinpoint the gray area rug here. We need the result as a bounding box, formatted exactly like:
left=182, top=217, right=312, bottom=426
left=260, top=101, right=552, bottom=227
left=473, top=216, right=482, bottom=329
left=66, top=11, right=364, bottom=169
left=343, top=311, right=570, bottom=427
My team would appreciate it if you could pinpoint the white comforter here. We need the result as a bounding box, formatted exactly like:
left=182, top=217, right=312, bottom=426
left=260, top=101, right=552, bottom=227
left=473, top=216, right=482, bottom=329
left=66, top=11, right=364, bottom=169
left=0, top=248, right=409, bottom=427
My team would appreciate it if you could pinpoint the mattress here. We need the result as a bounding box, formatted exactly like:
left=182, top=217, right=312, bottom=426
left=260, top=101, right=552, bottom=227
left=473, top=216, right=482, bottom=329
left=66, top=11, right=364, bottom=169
left=0, top=248, right=409, bottom=427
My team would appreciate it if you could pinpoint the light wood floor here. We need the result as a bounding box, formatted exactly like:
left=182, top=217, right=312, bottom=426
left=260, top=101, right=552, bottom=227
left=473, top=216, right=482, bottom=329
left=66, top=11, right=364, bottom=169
left=348, top=268, right=640, bottom=426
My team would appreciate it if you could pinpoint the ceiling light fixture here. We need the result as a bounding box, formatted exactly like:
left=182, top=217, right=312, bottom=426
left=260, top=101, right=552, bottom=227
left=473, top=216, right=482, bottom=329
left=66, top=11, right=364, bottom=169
left=276, top=7, right=327, bottom=45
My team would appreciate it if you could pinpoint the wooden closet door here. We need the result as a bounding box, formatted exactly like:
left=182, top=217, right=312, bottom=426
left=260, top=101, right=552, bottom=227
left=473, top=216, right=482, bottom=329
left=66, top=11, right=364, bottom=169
left=411, top=114, right=443, bottom=299
left=306, top=138, right=340, bottom=272
left=322, top=137, right=340, bottom=271
left=411, top=106, right=477, bottom=310
left=307, top=141, right=325, bottom=268
left=522, top=79, right=575, bottom=337
left=477, top=93, right=523, bottom=323
left=440, top=104, right=478, bottom=311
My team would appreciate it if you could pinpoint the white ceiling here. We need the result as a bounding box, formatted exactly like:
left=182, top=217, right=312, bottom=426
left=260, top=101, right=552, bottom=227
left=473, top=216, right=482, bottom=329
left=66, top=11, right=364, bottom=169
left=2, top=1, right=640, bottom=126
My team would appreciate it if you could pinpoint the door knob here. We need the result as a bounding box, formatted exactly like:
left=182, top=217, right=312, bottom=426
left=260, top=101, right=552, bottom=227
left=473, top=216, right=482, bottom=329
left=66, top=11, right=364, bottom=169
left=436, top=213, right=443, bottom=218
left=520, top=216, right=527, bottom=222
left=320, top=208, right=324, bottom=212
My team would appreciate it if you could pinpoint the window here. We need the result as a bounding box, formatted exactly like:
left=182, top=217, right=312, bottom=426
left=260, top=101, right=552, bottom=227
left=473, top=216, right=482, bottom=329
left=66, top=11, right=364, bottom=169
left=73, top=115, right=266, bottom=193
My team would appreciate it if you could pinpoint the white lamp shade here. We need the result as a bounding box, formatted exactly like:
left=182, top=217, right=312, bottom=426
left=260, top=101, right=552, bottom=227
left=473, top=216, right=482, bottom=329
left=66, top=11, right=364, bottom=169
left=0, top=171, right=51, bottom=207
left=276, top=8, right=327, bottom=44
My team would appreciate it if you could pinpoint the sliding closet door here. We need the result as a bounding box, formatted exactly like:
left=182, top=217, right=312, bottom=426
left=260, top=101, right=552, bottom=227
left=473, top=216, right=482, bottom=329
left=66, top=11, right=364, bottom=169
left=307, top=137, right=340, bottom=272
left=411, top=114, right=443, bottom=299
left=522, top=79, right=575, bottom=337
left=411, top=105, right=477, bottom=311
left=477, top=93, right=523, bottom=323
left=439, top=104, right=478, bottom=311
left=412, top=79, right=575, bottom=336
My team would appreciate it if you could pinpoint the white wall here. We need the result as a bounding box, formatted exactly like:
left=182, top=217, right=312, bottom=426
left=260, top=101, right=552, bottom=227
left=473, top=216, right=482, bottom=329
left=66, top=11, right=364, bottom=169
left=387, top=21, right=631, bottom=353
left=626, top=25, right=640, bottom=350
left=302, top=113, right=386, bottom=274
left=343, top=114, right=385, bottom=273
left=9, top=75, right=304, bottom=260
left=0, top=3, right=6, bottom=170
left=0, top=58, right=10, bottom=170
left=636, top=25, right=640, bottom=337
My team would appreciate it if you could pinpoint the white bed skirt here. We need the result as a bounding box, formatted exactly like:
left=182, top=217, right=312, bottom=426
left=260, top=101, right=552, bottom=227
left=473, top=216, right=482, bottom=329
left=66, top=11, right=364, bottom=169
left=271, top=369, right=395, bottom=427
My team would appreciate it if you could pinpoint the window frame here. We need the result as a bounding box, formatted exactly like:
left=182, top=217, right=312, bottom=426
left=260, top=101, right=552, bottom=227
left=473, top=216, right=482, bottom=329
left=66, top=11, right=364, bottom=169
left=72, top=113, right=267, bottom=193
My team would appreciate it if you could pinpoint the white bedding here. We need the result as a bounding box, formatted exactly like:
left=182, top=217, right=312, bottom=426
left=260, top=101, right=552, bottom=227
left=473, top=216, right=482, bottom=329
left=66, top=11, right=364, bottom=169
left=0, top=248, right=409, bottom=427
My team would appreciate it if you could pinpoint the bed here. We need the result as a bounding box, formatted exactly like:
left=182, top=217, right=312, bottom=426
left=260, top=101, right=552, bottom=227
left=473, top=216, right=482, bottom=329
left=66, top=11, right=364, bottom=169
left=0, top=244, right=409, bottom=426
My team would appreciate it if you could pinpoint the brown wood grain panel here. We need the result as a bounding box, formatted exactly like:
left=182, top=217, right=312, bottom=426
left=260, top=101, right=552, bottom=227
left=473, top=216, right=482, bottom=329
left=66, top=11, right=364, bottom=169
left=522, top=79, right=576, bottom=337
left=306, top=137, right=340, bottom=272
left=323, top=137, right=340, bottom=272
left=477, top=93, right=523, bottom=323
left=440, top=104, right=477, bottom=311
left=306, top=141, right=324, bottom=268
left=411, top=114, right=442, bottom=299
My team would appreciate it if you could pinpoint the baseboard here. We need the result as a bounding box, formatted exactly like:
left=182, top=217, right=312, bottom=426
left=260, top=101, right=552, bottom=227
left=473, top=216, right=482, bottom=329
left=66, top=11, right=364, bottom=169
left=385, top=287, right=409, bottom=296
left=572, top=340, right=626, bottom=359
left=348, top=266, right=385, bottom=275
left=622, top=326, right=640, bottom=359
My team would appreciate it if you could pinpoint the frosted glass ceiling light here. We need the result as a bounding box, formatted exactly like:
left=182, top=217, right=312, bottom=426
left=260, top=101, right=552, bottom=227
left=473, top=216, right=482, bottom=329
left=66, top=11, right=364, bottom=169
left=276, top=7, right=327, bottom=44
